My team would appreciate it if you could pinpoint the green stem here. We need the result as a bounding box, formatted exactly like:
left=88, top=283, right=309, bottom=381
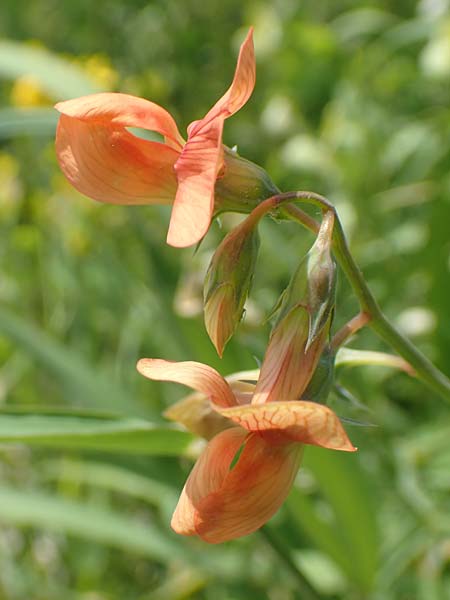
left=276, top=191, right=450, bottom=402
left=259, top=526, right=322, bottom=600
left=331, top=311, right=371, bottom=351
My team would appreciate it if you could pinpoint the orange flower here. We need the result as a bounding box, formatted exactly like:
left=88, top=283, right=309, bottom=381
left=137, top=357, right=356, bottom=543
left=55, top=29, right=256, bottom=248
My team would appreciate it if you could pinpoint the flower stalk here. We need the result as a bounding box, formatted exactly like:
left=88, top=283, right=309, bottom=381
left=277, top=191, right=450, bottom=403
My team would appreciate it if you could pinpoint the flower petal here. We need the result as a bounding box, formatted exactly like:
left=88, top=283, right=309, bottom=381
left=168, top=118, right=223, bottom=247
left=171, top=427, right=247, bottom=536
left=188, top=28, right=256, bottom=137
left=163, top=391, right=234, bottom=440
left=56, top=115, right=179, bottom=205
left=164, top=371, right=258, bottom=439
left=212, top=401, right=356, bottom=452
left=136, top=359, right=235, bottom=407
left=172, top=428, right=303, bottom=543
left=252, top=307, right=328, bottom=405
left=167, top=29, right=256, bottom=248
left=55, top=93, right=184, bottom=149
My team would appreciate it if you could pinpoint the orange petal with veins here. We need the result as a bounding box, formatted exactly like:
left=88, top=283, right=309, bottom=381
left=212, top=401, right=356, bottom=451
left=168, top=118, right=224, bottom=247
left=187, top=28, right=256, bottom=138
left=55, top=93, right=184, bottom=148
left=136, top=359, right=235, bottom=407
left=252, top=307, right=329, bottom=405
left=55, top=93, right=182, bottom=205
left=168, top=28, right=256, bottom=247
left=172, top=427, right=303, bottom=543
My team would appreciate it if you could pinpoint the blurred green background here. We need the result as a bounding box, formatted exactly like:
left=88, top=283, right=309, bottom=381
left=1, top=0, right=450, bottom=598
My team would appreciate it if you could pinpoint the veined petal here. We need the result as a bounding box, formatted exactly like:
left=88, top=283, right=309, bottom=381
left=56, top=115, right=179, bottom=205
left=168, top=119, right=223, bottom=247
left=55, top=93, right=184, bottom=149
left=171, top=427, right=247, bottom=536
left=164, top=371, right=258, bottom=440
left=252, top=307, right=328, bottom=405
left=168, top=29, right=256, bottom=248
left=188, top=28, right=256, bottom=138
left=212, top=401, right=356, bottom=452
left=173, top=428, right=302, bottom=543
left=136, top=358, right=235, bottom=407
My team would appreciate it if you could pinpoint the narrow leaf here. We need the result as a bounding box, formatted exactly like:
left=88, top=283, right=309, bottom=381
left=0, top=40, right=105, bottom=99
left=0, top=413, right=194, bottom=455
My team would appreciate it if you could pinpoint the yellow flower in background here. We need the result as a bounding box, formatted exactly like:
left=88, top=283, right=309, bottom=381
left=10, top=75, right=50, bottom=107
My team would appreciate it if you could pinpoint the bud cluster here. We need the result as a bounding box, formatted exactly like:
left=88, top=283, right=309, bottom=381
left=203, top=201, right=337, bottom=404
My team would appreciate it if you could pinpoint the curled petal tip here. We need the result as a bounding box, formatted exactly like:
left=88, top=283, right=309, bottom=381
left=137, top=358, right=235, bottom=407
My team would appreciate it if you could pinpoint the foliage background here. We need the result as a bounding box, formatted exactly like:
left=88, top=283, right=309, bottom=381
left=0, top=0, right=450, bottom=598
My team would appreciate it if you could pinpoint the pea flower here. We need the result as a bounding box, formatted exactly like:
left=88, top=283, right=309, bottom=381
left=55, top=28, right=277, bottom=248
left=137, top=355, right=355, bottom=544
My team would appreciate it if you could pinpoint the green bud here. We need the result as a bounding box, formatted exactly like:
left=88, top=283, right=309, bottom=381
left=203, top=217, right=260, bottom=356
left=273, top=211, right=336, bottom=350
left=214, top=147, right=280, bottom=215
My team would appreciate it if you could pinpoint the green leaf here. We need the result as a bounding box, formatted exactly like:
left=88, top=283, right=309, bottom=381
left=0, top=40, right=105, bottom=99
left=0, top=107, right=57, bottom=138
left=308, top=448, right=378, bottom=590
left=0, top=485, right=246, bottom=581
left=288, top=447, right=378, bottom=592
left=286, top=488, right=355, bottom=581
left=0, top=486, right=181, bottom=562
left=335, top=347, right=413, bottom=375
left=0, top=413, right=195, bottom=455
left=0, top=307, right=140, bottom=415
left=43, top=458, right=179, bottom=522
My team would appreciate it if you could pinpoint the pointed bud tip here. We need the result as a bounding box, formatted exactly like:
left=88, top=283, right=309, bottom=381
left=204, top=284, right=237, bottom=357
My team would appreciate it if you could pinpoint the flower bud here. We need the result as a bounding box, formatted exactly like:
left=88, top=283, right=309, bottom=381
left=252, top=211, right=336, bottom=404
left=214, top=147, right=279, bottom=215
left=252, top=306, right=331, bottom=404
left=274, top=210, right=336, bottom=349
left=305, top=211, right=336, bottom=350
left=203, top=215, right=260, bottom=356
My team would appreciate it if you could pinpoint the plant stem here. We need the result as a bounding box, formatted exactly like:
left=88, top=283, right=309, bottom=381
left=259, top=526, right=323, bottom=600
left=331, top=312, right=371, bottom=351
left=276, top=192, right=450, bottom=402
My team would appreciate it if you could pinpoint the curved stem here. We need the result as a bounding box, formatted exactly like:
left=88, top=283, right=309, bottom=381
left=331, top=312, right=371, bottom=351
left=274, top=191, right=450, bottom=402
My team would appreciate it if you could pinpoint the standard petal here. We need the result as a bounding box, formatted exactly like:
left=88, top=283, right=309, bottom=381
left=188, top=28, right=256, bottom=137
left=168, top=119, right=223, bottom=247
left=171, top=427, right=247, bottom=536
left=56, top=115, right=179, bottom=205
left=55, top=93, right=184, bottom=149
left=212, top=401, right=356, bottom=452
left=136, top=358, right=236, bottom=407
left=167, top=28, right=256, bottom=248
left=174, top=429, right=303, bottom=543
